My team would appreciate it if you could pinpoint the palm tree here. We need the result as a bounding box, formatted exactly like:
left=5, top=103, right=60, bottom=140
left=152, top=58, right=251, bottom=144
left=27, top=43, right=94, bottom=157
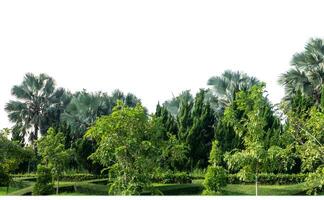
left=61, top=90, right=111, bottom=140
left=207, top=70, right=259, bottom=108
left=279, top=38, right=324, bottom=104
left=163, top=90, right=193, bottom=116
left=5, top=73, right=63, bottom=145
left=61, top=89, right=141, bottom=141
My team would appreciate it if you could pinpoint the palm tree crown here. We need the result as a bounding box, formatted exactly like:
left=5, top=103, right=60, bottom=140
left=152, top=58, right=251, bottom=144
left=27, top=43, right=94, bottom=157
left=279, top=38, right=324, bottom=104
left=207, top=70, right=259, bottom=108
left=5, top=73, right=63, bottom=145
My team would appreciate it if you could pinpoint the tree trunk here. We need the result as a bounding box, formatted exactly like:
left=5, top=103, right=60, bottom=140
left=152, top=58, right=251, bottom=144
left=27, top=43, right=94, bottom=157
left=255, top=163, right=258, bottom=196
left=27, top=160, right=30, bottom=174
left=34, top=124, right=39, bottom=141
left=56, top=177, right=59, bottom=195
left=33, top=124, right=39, bottom=155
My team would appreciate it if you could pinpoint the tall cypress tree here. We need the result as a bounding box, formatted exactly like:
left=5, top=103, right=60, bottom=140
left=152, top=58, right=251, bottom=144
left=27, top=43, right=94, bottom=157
left=177, top=96, right=193, bottom=142
left=187, top=89, right=215, bottom=169
left=155, top=102, right=178, bottom=140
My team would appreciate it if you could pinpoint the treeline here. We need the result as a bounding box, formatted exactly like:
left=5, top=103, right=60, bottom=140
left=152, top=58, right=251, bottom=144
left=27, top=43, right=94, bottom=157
left=0, top=38, right=323, bottom=195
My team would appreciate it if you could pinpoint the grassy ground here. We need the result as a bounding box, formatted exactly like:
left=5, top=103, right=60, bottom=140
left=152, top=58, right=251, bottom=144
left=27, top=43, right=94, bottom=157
left=0, top=187, right=19, bottom=195
left=221, top=183, right=306, bottom=195
left=56, top=180, right=307, bottom=196
left=194, top=179, right=307, bottom=195
left=4, top=178, right=310, bottom=196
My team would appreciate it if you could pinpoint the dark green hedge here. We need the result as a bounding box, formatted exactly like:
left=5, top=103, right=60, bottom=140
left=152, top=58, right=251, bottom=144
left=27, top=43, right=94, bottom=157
left=12, top=173, right=108, bottom=182
left=153, top=172, right=192, bottom=184
left=228, top=173, right=307, bottom=185
left=59, top=173, right=106, bottom=182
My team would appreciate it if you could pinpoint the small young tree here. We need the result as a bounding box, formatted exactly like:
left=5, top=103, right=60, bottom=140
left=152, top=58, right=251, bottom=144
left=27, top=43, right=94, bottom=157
left=37, top=128, right=71, bottom=195
left=85, top=101, right=161, bottom=195
left=223, top=84, right=279, bottom=195
left=32, top=165, right=54, bottom=195
left=203, top=140, right=227, bottom=195
left=0, top=128, right=30, bottom=194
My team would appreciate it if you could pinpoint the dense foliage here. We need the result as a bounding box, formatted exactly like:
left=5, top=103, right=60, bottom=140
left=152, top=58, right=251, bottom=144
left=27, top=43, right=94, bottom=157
left=32, top=165, right=54, bottom=195
left=85, top=101, right=160, bottom=195
left=1, top=38, right=323, bottom=196
left=37, top=128, right=71, bottom=194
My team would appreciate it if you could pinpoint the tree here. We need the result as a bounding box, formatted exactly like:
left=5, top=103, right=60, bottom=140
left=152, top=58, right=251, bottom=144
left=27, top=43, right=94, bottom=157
left=61, top=90, right=112, bottom=141
left=279, top=38, right=324, bottom=105
left=160, top=133, right=188, bottom=171
left=154, top=103, right=178, bottom=139
left=223, top=84, right=284, bottom=196
left=32, top=165, right=54, bottom=195
left=207, top=70, right=259, bottom=109
left=0, top=128, right=31, bottom=193
left=177, top=93, right=193, bottom=142
left=154, top=105, right=187, bottom=171
left=62, top=89, right=141, bottom=142
left=85, top=101, right=160, bottom=195
left=187, top=89, right=215, bottom=169
left=5, top=73, right=65, bottom=146
left=203, top=140, right=227, bottom=194
left=37, top=128, right=71, bottom=195
left=163, top=90, right=193, bottom=116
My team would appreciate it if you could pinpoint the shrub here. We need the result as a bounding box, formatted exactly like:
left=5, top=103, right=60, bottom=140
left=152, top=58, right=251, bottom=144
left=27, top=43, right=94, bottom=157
left=203, top=166, right=227, bottom=193
left=190, top=168, right=206, bottom=179
left=305, top=166, right=324, bottom=195
left=59, top=173, right=104, bottom=182
left=153, top=171, right=192, bottom=184
left=0, top=167, right=10, bottom=187
left=12, top=173, right=37, bottom=178
left=32, top=165, right=54, bottom=195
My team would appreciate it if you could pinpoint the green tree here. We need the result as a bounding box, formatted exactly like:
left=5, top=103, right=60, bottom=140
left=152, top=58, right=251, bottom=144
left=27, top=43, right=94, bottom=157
left=0, top=128, right=31, bottom=193
left=61, top=90, right=112, bottom=141
left=85, top=101, right=160, bottom=195
left=5, top=73, right=65, bottom=146
left=282, top=97, right=324, bottom=173
left=207, top=70, right=259, bottom=109
left=160, top=133, right=188, bottom=171
left=62, top=89, right=141, bottom=142
left=177, top=94, right=193, bottom=142
left=187, top=89, right=215, bottom=169
left=223, top=84, right=284, bottom=195
left=203, top=140, right=227, bottom=194
left=37, top=128, right=71, bottom=194
left=155, top=103, right=178, bottom=139
left=32, top=165, right=54, bottom=195
left=279, top=38, right=324, bottom=105
left=163, top=90, right=193, bottom=116
left=209, top=140, right=222, bottom=167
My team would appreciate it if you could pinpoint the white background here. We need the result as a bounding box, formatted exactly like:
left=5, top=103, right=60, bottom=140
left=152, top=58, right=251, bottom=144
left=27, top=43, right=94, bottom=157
left=1, top=0, right=324, bottom=129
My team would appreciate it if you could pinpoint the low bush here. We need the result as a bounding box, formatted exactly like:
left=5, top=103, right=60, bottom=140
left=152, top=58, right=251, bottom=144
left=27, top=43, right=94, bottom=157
left=32, top=165, right=54, bottom=195
left=228, top=173, right=307, bottom=185
left=203, top=166, right=227, bottom=193
left=153, top=171, right=192, bottom=184
left=12, top=173, right=37, bottom=178
left=305, top=166, right=324, bottom=195
left=59, top=173, right=104, bottom=182
left=0, top=168, right=10, bottom=187
left=190, top=168, right=206, bottom=179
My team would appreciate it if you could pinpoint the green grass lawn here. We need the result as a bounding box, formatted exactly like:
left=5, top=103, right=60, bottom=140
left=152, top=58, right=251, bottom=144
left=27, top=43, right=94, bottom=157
left=221, top=183, right=306, bottom=195
left=4, top=178, right=310, bottom=196
left=194, top=179, right=307, bottom=195
left=0, top=187, right=19, bottom=195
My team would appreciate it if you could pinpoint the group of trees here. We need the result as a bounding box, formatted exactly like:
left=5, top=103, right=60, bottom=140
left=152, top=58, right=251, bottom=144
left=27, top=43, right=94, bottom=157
left=0, top=38, right=323, bottom=195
